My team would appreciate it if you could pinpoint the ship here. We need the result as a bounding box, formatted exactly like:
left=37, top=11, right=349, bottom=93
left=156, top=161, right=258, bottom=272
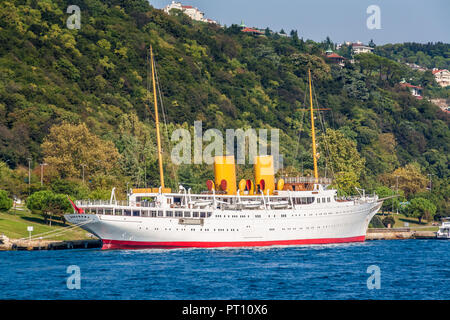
left=65, top=46, right=383, bottom=249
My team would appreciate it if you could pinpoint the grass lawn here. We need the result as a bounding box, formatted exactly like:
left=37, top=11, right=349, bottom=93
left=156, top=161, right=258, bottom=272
left=377, top=212, right=439, bottom=231
left=0, top=207, right=91, bottom=240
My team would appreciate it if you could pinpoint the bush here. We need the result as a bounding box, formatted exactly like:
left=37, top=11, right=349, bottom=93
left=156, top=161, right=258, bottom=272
left=369, top=215, right=385, bottom=228
left=0, top=189, right=13, bottom=211
left=382, top=215, right=396, bottom=228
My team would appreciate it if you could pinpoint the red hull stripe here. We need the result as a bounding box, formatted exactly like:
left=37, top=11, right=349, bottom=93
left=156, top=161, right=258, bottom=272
left=101, top=236, right=366, bottom=250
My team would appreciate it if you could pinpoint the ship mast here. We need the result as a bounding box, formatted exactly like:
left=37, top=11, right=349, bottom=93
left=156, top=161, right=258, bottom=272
left=308, top=69, right=319, bottom=183
left=150, top=45, right=165, bottom=188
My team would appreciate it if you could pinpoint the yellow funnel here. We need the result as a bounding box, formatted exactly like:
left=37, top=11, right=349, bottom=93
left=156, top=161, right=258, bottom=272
left=214, top=155, right=236, bottom=195
left=254, top=155, right=275, bottom=195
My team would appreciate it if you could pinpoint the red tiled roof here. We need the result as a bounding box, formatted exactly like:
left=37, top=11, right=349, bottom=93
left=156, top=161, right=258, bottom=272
left=241, top=27, right=263, bottom=33
left=182, top=5, right=193, bottom=9
left=326, top=53, right=345, bottom=59
left=432, top=69, right=446, bottom=75
left=400, top=83, right=422, bottom=90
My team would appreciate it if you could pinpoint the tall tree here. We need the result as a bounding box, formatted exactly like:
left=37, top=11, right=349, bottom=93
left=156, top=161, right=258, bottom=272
left=320, top=129, right=366, bottom=195
left=41, top=122, right=121, bottom=180
left=381, top=163, right=428, bottom=198
left=0, top=189, right=13, bottom=211
left=406, top=197, right=437, bottom=223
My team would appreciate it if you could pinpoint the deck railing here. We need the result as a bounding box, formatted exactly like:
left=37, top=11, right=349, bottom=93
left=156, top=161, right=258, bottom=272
left=75, top=200, right=157, bottom=207
left=283, top=176, right=333, bottom=184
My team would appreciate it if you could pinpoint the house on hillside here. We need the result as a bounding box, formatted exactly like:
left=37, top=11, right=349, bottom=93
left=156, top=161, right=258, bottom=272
left=400, top=82, right=423, bottom=99
left=241, top=27, right=264, bottom=36
left=324, top=48, right=346, bottom=67
left=163, top=1, right=217, bottom=24
left=239, top=21, right=264, bottom=36
left=405, top=63, right=427, bottom=72
left=352, top=42, right=374, bottom=54
left=432, top=68, right=450, bottom=87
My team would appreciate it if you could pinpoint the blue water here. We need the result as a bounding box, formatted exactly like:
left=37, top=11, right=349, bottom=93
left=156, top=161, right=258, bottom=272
left=0, top=240, right=448, bottom=300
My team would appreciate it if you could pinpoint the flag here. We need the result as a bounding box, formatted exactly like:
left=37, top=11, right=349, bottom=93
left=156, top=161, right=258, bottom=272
left=67, top=196, right=84, bottom=214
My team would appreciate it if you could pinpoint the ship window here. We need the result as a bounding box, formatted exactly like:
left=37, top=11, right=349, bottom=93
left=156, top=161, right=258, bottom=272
left=158, top=211, right=163, bottom=217
left=124, top=209, right=131, bottom=216
left=184, top=212, right=191, bottom=218
left=193, top=212, right=199, bottom=217
left=151, top=210, right=157, bottom=217
left=175, top=211, right=183, bottom=217
left=105, top=208, right=113, bottom=215
left=166, top=211, right=173, bottom=217
left=207, top=212, right=212, bottom=217
left=133, top=210, right=140, bottom=216
left=317, top=198, right=321, bottom=203
left=200, top=212, right=206, bottom=218
left=327, top=197, right=331, bottom=202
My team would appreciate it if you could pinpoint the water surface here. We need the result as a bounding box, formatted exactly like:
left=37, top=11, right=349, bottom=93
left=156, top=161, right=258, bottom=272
left=1, top=240, right=448, bottom=299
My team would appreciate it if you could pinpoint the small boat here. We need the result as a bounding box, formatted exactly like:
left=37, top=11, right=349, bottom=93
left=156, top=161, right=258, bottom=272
left=436, top=219, right=450, bottom=239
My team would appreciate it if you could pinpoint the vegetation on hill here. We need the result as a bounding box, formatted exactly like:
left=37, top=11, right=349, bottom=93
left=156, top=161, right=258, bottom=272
left=374, top=42, right=450, bottom=70
left=0, top=0, right=448, bottom=218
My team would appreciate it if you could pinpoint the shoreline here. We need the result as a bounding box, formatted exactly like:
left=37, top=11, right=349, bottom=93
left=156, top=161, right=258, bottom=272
left=0, top=229, right=439, bottom=251
left=0, top=236, right=101, bottom=251
left=366, top=228, right=437, bottom=240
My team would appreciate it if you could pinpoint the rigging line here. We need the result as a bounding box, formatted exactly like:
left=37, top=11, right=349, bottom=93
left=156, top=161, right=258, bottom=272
left=18, top=220, right=89, bottom=240
left=312, top=81, right=331, bottom=171
left=294, top=107, right=305, bottom=165
left=31, top=221, right=93, bottom=241
left=154, top=60, right=178, bottom=187
left=18, top=220, right=91, bottom=241
left=294, top=89, right=309, bottom=175
left=311, top=78, right=336, bottom=183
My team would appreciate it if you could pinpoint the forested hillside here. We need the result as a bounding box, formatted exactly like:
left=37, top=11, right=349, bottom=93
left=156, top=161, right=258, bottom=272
left=0, top=0, right=448, bottom=217
left=374, top=42, right=450, bottom=70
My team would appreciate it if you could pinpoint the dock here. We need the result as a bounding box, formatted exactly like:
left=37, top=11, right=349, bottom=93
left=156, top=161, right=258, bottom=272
left=0, top=235, right=101, bottom=251
left=366, top=228, right=436, bottom=240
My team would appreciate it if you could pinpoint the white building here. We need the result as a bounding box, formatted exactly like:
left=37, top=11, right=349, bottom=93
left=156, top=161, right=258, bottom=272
left=163, top=1, right=217, bottom=24
left=352, top=43, right=374, bottom=54
left=432, top=68, right=450, bottom=87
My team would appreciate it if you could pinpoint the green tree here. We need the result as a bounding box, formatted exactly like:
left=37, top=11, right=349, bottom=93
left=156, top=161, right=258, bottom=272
left=320, top=129, right=366, bottom=195
left=406, top=197, right=437, bottom=223
left=0, top=189, right=13, bottom=211
left=50, top=179, right=89, bottom=199
left=381, top=163, right=428, bottom=198
left=26, top=190, right=71, bottom=226
left=42, top=122, right=121, bottom=179
left=375, top=186, right=401, bottom=214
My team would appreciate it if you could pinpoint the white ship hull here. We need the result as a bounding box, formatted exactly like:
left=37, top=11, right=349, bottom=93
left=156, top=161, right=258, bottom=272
left=65, top=198, right=382, bottom=249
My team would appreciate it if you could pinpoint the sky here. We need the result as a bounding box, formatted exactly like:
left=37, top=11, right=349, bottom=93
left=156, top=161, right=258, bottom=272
left=149, top=0, right=450, bottom=45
